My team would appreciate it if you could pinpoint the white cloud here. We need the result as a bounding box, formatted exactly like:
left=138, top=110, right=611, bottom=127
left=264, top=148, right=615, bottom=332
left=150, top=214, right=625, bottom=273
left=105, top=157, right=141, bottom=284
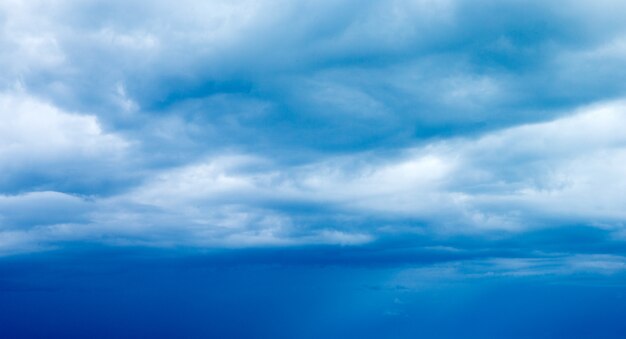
left=0, top=91, right=131, bottom=192
left=0, top=92, right=127, bottom=159
left=453, top=101, right=626, bottom=228
left=118, top=99, right=626, bottom=235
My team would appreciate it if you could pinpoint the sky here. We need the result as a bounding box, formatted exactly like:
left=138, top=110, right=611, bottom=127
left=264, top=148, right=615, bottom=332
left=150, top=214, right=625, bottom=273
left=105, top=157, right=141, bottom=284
left=1, top=0, right=626, bottom=337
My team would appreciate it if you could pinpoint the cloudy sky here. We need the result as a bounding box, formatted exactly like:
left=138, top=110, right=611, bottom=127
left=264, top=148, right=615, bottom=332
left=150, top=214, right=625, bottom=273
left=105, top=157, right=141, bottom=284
left=2, top=1, right=626, bottom=337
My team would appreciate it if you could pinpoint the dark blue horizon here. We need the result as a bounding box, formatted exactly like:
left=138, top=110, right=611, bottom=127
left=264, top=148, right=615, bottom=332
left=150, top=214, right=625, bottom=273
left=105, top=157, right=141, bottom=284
left=1, top=245, right=626, bottom=338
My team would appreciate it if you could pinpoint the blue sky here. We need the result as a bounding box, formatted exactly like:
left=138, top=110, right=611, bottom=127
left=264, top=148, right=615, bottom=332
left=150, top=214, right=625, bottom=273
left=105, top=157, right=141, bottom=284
left=2, top=0, right=626, bottom=337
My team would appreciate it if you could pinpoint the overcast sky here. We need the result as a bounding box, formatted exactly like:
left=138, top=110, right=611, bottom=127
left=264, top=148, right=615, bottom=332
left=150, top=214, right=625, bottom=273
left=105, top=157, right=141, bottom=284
left=3, top=0, right=626, bottom=287
left=2, top=0, right=626, bottom=260
left=4, top=1, right=626, bottom=337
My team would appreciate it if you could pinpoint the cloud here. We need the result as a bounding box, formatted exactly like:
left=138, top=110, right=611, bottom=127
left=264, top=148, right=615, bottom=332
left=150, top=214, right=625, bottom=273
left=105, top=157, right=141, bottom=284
left=0, top=191, right=89, bottom=228
left=116, top=99, right=626, bottom=236
left=2, top=0, right=626, bottom=260
left=388, top=254, right=626, bottom=291
left=449, top=101, right=626, bottom=229
left=2, top=0, right=625, bottom=163
left=6, top=99, right=626, bottom=255
left=0, top=91, right=132, bottom=194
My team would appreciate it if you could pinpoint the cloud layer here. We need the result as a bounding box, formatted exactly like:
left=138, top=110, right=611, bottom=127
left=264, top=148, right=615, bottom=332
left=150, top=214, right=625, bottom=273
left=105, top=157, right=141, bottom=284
left=1, top=0, right=626, bottom=268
